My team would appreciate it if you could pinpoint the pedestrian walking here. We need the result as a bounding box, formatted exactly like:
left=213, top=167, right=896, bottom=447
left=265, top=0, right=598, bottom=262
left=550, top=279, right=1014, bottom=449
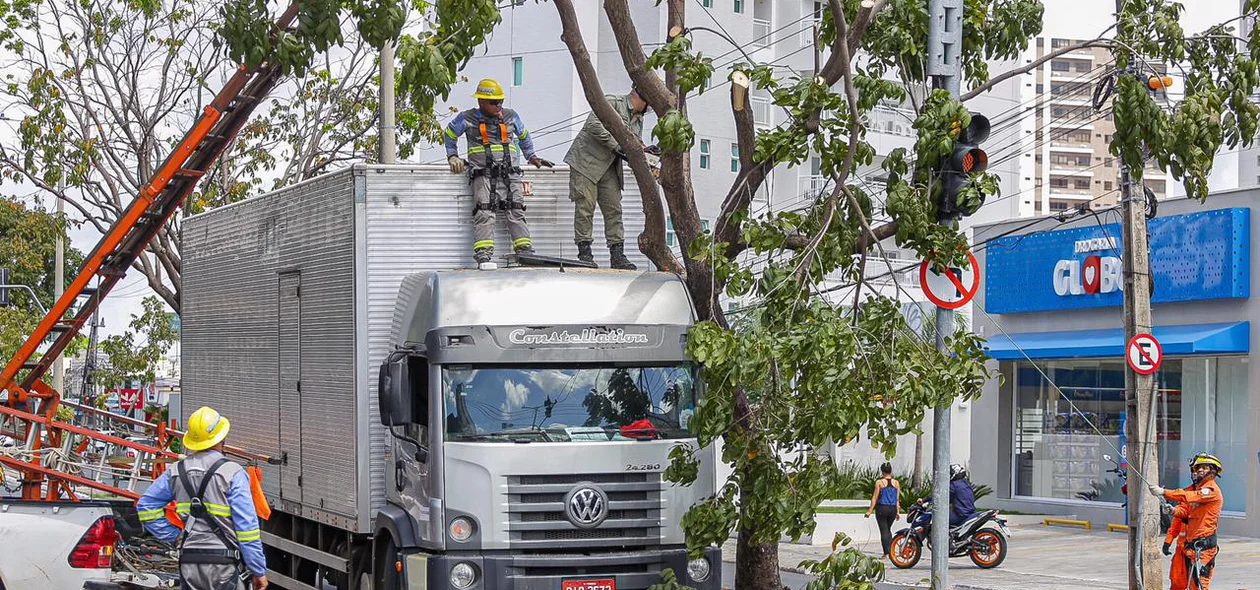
left=444, top=78, right=553, bottom=265
left=865, top=462, right=901, bottom=557
left=137, top=407, right=268, bottom=590
left=563, top=86, right=649, bottom=269
left=1150, top=453, right=1224, bottom=590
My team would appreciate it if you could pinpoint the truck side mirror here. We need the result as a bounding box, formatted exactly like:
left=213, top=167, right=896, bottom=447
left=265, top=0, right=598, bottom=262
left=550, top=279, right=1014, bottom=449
left=378, top=355, right=413, bottom=426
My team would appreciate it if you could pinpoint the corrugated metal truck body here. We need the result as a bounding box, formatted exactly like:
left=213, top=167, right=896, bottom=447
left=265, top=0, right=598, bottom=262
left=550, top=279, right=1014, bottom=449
left=183, top=164, right=652, bottom=531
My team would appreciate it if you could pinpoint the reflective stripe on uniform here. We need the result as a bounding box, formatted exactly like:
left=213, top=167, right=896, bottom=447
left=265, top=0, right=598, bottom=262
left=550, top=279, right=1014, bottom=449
left=174, top=501, right=232, bottom=517
left=473, top=239, right=495, bottom=250
left=445, top=127, right=458, bottom=139
left=236, top=528, right=261, bottom=542
left=137, top=508, right=165, bottom=522
left=468, top=144, right=520, bottom=154
left=513, top=237, right=532, bottom=247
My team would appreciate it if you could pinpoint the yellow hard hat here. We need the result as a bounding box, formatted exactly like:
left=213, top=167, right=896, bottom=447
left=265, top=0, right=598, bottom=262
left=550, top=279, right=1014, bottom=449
left=473, top=78, right=505, bottom=100
left=184, top=406, right=230, bottom=451
left=1190, top=452, right=1223, bottom=474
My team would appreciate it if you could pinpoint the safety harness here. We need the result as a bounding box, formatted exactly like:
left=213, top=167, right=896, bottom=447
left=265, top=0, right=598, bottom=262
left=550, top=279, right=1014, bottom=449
left=468, top=116, right=525, bottom=214
left=1186, top=534, right=1217, bottom=590
left=175, top=458, right=246, bottom=590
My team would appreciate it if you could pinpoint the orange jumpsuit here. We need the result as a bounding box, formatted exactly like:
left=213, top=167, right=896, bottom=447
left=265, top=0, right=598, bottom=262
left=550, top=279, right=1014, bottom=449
left=1164, top=503, right=1190, bottom=590
left=1162, top=476, right=1223, bottom=590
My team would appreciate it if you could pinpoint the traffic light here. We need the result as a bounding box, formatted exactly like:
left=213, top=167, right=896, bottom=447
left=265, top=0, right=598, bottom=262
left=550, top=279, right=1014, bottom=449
left=937, top=112, right=991, bottom=221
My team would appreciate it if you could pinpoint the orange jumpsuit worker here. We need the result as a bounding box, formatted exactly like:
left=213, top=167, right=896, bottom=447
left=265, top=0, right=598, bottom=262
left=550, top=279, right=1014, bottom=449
left=1148, top=453, right=1224, bottom=590
left=1163, top=502, right=1191, bottom=590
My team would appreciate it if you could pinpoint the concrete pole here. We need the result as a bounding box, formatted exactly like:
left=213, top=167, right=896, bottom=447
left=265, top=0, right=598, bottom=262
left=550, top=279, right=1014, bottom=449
left=927, top=1, right=962, bottom=587
left=53, top=192, right=64, bottom=395
left=380, top=42, right=397, bottom=164
left=1119, top=119, right=1161, bottom=590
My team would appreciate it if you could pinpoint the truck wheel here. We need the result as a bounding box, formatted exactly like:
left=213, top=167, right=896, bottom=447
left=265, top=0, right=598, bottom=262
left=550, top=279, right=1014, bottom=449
left=373, top=536, right=400, bottom=590
left=350, top=544, right=372, bottom=590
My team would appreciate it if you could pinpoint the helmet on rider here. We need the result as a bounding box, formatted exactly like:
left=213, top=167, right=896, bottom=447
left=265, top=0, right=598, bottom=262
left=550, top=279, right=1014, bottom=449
left=950, top=463, right=968, bottom=481
left=1189, top=452, right=1222, bottom=482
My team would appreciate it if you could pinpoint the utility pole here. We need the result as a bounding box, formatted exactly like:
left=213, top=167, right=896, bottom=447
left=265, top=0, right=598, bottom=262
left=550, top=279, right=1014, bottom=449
left=927, top=1, right=962, bottom=588
left=1112, top=3, right=1160, bottom=588
left=380, top=42, right=398, bottom=164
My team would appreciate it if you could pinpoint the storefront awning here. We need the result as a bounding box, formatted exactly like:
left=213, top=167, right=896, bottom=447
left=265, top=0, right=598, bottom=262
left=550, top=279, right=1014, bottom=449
left=984, top=321, right=1249, bottom=360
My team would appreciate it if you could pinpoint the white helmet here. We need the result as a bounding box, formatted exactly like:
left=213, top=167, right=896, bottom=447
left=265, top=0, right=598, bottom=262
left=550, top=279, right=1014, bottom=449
left=950, top=464, right=967, bottom=481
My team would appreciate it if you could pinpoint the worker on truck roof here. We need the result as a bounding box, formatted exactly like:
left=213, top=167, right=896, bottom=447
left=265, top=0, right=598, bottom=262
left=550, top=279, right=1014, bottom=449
left=137, top=407, right=268, bottom=590
left=445, top=78, right=553, bottom=266
left=563, top=86, right=650, bottom=270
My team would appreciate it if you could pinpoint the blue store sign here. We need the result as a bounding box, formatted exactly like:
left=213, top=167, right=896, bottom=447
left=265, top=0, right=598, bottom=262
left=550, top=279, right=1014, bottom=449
left=985, top=208, right=1249, bottom=314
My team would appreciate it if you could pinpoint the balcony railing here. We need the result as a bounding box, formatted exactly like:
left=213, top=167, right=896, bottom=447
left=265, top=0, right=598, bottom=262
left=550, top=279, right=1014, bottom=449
left=863, top=105, right=917, bottom=138
left=751, top=96, right=772, bottom=129
left=752, top=19, right=771, bottom=48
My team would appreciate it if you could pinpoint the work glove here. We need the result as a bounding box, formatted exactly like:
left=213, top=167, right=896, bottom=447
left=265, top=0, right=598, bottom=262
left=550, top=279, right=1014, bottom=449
left=448, top=155, right=465, bottom=174
left=528, top=155, right=554, bottom=168
left=1148, top=484, right=1165, bottom=497
left=1162, top=542, right=1172, bottom=556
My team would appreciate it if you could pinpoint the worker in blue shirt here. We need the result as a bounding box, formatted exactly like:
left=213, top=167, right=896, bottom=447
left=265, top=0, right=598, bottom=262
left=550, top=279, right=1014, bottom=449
left=445, top=78, right=552, bottom=265
left=137, top=407, right=267, bottom=589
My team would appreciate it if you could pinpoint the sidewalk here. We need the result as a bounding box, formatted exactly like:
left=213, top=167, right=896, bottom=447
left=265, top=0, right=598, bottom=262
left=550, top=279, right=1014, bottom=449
left=725, top=523, right=1260, bottom=590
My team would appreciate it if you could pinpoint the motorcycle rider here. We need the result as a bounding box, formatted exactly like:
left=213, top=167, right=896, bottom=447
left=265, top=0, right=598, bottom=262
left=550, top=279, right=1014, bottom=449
left=949, top=464, right=977, bottom=528
left=1149, top=453, right=1224, bottom=590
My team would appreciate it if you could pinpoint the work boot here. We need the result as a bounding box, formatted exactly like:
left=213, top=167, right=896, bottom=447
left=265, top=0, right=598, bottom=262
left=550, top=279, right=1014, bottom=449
left=576, top=241, right=596, bottom=266
left=609, top=243, right=637, bottom=270
left=514, top=245, right=536, bottom=256
left=474, top=247, right=494, bottom=264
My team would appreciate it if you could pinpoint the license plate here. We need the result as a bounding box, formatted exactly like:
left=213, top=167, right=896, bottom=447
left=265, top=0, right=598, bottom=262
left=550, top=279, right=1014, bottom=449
left=562, top=579, right=616, bottom=590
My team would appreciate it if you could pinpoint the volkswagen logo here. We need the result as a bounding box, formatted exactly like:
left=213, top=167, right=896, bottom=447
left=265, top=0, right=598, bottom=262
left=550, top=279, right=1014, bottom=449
left=564, top=485, right=609, bottom=528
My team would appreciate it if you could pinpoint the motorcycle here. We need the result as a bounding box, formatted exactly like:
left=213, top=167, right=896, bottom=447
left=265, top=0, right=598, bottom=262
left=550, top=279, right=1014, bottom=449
left=888, top=498, right=1011, bottom=569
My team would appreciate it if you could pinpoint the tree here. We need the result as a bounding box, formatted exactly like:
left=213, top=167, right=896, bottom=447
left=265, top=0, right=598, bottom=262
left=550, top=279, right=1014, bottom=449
left=0, top=0, right=439, bottom=312
left=94, top=296, right=179, bottom=388
left=543, top=1, right=1259, bottom=588
left=0, top=196, right=84, bottom=360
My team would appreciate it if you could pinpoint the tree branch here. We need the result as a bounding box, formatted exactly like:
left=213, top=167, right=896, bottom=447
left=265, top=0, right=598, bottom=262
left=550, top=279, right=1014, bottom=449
left=961, top=36, right=1113, bottom=101
left=552, top=0, right=680, bottom=273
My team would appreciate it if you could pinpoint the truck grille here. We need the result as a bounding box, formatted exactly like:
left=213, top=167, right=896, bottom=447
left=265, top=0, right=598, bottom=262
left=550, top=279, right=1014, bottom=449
left=506, top=472, right=663, bottom=550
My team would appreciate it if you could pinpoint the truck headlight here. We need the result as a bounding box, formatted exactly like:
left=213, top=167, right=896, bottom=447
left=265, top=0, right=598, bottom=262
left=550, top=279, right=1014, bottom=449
left=450, top=562, right=477, bottom=589
left=449, top=517, right=475, bottom=542
left=687, top=556, right=711, bottom=582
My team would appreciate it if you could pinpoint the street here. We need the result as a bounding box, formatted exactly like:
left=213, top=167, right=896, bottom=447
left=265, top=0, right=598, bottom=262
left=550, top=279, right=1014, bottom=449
left=719, top=562, right=913, bottom=590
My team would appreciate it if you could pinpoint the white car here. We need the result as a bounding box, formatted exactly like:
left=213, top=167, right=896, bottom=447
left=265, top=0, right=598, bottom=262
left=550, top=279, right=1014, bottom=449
left=0, top=500, right=119, bottom=590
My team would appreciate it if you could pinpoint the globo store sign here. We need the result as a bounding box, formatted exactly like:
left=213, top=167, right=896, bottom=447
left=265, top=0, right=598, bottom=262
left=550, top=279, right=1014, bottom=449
left=985, top=208, right=1249, bottom=314
left=1052, top=236, right=1122, bottom=296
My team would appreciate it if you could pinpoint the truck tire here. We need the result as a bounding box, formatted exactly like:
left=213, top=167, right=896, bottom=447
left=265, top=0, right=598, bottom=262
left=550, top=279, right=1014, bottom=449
left=373, top=535, right=400, bottom=590
left=350, top=544, right=372, bottom=590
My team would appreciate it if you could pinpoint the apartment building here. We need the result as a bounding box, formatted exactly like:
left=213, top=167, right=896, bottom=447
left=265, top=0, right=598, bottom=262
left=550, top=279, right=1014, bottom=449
left=1029, top=40, right=1167, bottom=216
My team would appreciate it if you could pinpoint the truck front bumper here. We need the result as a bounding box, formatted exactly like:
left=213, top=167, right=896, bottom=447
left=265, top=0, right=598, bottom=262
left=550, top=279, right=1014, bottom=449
left=408, top=546, right=722, bottom=590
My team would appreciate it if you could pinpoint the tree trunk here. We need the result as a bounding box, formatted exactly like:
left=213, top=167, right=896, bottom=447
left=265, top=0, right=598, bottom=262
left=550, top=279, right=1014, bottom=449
left=736, top=489, right=782, bottom=590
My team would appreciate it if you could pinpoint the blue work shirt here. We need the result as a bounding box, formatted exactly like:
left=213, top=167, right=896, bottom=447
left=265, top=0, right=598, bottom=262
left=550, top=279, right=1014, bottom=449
left=136, top=466, right=267, bottom=577
left=949, top=478, right=976, bottom=526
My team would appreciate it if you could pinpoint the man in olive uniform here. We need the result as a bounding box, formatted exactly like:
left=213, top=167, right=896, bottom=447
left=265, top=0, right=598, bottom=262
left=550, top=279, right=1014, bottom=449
left=564, top=87, right=649, bottom=269
left=445, top=78, right=552, bottom=265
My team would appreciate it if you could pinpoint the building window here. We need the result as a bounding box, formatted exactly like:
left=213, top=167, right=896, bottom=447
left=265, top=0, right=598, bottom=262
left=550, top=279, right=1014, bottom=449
left=730, top=143, right=740, bottom=172
left=1104, top=181, right=1113, bottom=191
left=1049, top=201, right=1069, bottom=211
left=512, top=57, right=523, bottom=86
left=1010, top=358, right=1248, bottom=512
left=1105, top=158, right=1114, bottom=168
left=666, top=217, right=675, bottom=247
left=1051, top=38, right=1070, bottom=48
left=1036, top=84, right=1044, bottom=93
left=1051, top=60, right=1071, bottom=72
left=699, top=139, right=710, bottom=169
left=734, top=0, right=743, bottom=13
left=702, top=0, right=712, bottom=6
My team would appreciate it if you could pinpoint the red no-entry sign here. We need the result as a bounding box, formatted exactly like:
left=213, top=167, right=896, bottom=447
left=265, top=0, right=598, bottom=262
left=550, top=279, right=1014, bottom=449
left=1126, top=333, right=1163, bottom=375
left=920, top=250, right=980, bottom=310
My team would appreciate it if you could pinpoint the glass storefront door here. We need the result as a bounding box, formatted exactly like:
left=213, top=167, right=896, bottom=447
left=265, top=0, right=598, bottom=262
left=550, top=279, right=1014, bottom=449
left=1010, top=357, right=1247, bottom=513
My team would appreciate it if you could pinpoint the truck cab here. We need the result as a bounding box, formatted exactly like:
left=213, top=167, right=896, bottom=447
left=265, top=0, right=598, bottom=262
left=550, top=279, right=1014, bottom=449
left=376, top=268, right=720, bottom=590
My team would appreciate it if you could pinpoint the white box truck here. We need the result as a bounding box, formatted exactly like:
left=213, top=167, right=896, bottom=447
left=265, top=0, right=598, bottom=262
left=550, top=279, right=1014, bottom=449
left=181, top=164, right=721, bottom=590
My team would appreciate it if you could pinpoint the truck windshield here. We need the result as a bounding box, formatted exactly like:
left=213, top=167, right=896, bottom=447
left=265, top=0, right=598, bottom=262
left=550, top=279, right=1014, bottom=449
left=443, top=365, right=698, bottom=442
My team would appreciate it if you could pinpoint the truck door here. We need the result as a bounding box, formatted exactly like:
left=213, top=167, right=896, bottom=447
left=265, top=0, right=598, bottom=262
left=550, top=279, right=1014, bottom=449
left=278, top=271, right=302, bottom=503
